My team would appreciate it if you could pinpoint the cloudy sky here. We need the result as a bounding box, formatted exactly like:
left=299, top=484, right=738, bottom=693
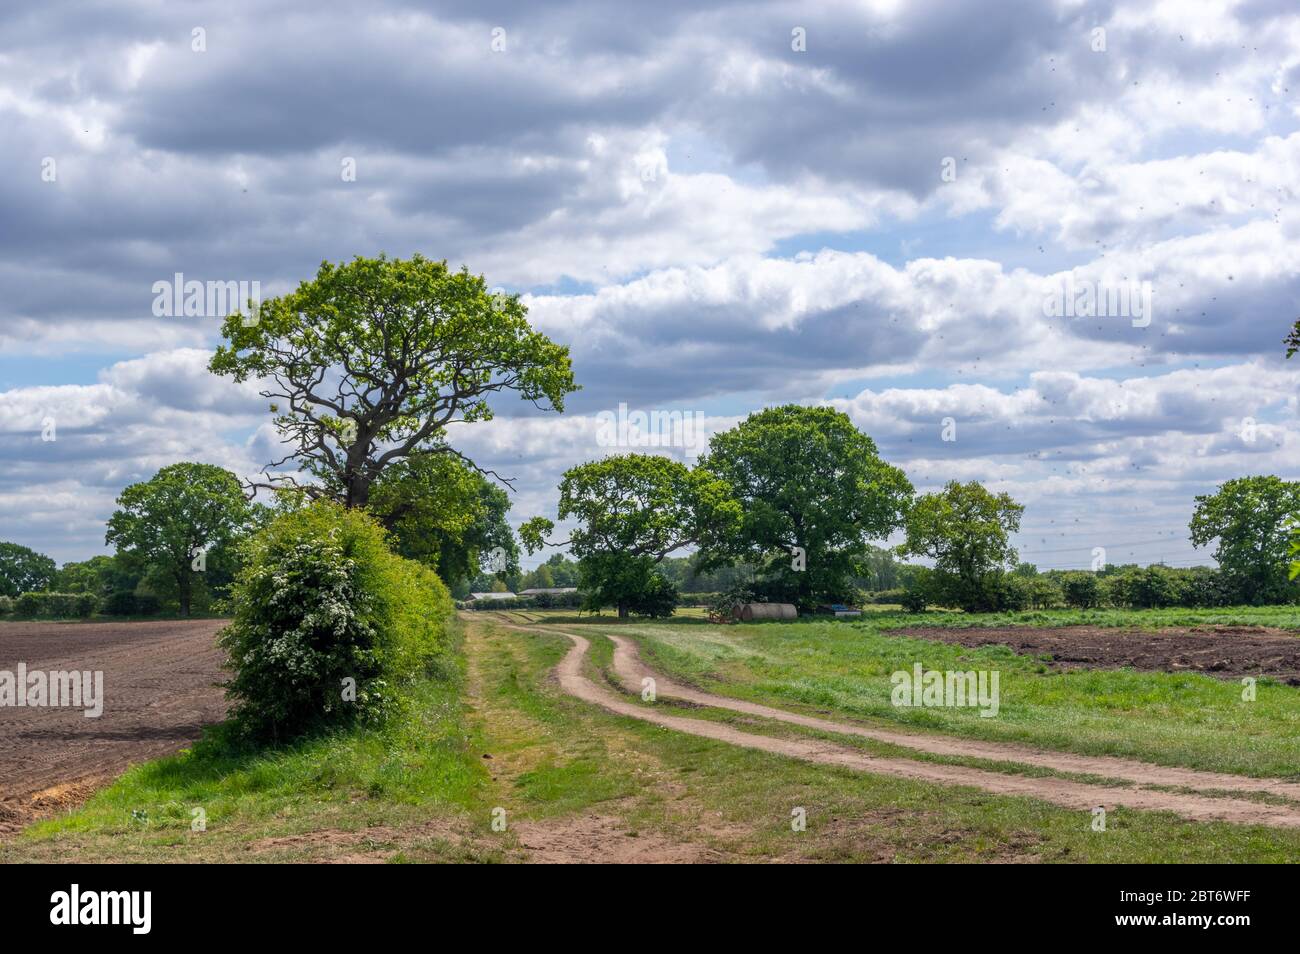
left=2, top=0, right=1298, bottom=570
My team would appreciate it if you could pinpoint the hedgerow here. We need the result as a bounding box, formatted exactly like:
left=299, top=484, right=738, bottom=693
left=218, top=501, right=454, bottom=743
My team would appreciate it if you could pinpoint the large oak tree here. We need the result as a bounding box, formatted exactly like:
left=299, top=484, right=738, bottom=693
left=209, top=254, right=577, bottom=508
left=696, top=405, right=913, bottom=609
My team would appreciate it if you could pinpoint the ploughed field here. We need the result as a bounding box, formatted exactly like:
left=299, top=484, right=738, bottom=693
left=888, top=624, right=1300, bottom=685
left=0, top=618, right=227, bottom=832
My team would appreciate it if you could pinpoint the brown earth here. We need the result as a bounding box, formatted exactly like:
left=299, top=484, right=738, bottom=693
left=888, top=624, right=1300, bottom=685
left=0, top=618, right=228, bottom=833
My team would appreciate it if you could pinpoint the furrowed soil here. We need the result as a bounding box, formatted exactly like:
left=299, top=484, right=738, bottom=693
left=888, top=624, right=1300, bottom=684
left=0, top=618, right=227, bottom=833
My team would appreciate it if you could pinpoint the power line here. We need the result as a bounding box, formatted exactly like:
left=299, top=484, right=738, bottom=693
left=1017, top=536, right=1190, bottom=556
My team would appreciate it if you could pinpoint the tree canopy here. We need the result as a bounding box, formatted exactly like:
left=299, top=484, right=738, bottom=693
left=520, top=453, right=740, bottom=617
left=209, top=253, right=578, bottom=507
left=105, top=463, right=253, bottom=615
left=1190, top=475, right=1300, bottom=604
left=899, top=480, right=1024, bottom=612
left=368, top=450, right=519, bottom=590
left=696, top=404, right=913, bottom=609
left=0, top=541, right=57, bottom=598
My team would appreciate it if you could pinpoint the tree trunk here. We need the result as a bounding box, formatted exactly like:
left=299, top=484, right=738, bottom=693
left=618, top=603, right=629, bottom=619
left=177, top=571, right=192, bottom=617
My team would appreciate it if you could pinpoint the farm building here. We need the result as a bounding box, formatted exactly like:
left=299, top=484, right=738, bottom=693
left=519, top=587, right=578, bottom=596
left=468, top=592, right=519, bottom=602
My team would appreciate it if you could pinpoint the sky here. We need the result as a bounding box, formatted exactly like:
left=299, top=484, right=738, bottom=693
left=1, top=0, right=1298, bottom=570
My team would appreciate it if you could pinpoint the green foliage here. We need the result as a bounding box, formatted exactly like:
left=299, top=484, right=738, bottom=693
left=50, top=555, right=118, bottom=596
left=900, top=589, right=928, bottom=613
left=1190, top=475, right=1300, bottom=604
left=1059, top=571, right=1104, bottom=608
left=0, top=595, right=10, bottom=615
left=1104, top=565, right=1185, bottom=609
left=899, top=481, right=1024, bottom=612
left=368, top=451, right=519, bottom=589
left=576, top=552, right=678, bottom=618
left=522, top=453, right=738, bottom=618
left=706, top=584, right=755, bottom=620
left=208, top=253, right=578, bottom=508
left=0, top=542, right=57, bottom=599
left=1024, top=575, right=1063, bottom=609
left=105, top=463, right=252, bottom=616
left=102, top=591, right=161, bottom=617
left=698, top=404, right=913, bottom=610
left=865, top=588, right=907, bottom=605
left=900, top=566, right=932, bottom=612
left=218, top=501, right=454, bottom=743
left=12, top=592, right=98, bottom=619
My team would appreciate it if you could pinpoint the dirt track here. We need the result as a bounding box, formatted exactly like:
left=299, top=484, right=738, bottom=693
left=0, top=618, right=227, bottom=832
left=888, top=624, right=1300, bottom=685
left=504, top=621, right=1300, bottom=829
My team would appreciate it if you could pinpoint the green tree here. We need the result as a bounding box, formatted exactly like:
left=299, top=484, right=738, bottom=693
left=105, top=463, right=252, bottom=616
left=0, top=542, right=57, bottom=598
left=367, top=451, right=519, bottom=591
left=521, top=453, right=740, bottom=618
left=697, top=405, right=912, bottom=610
left=51, top=555, right=118, bottom=596
left=898, top=481, right=1025, bottom=612
left=1190, top=475, right=1300, bottom=604
left=1285, top=317, right=1300, bottom=358
left=524, top=564, right=555, bottom=589
left=209, top=253, right=577, bottom=508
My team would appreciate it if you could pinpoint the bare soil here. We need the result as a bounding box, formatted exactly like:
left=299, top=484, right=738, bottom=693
left=888, top=624, right=1300, bottom=685
left=0, top=618, right=228, bottom=832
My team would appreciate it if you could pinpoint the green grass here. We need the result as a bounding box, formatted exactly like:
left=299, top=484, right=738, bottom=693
left=457, top=617, right=1300, bottom=862
left=883, top=604, right=1300, bottom=630
left=566, top=607, right=1300, bottom=778
left=10, top=610, right=1300, bottom=863
left=0, top=628, right=493, bottom=863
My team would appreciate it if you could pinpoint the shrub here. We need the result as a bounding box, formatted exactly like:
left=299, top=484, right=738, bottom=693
left=1182, top=567, right=1235, bottom=608
left=900, top=589, right=928, bottom=613
left=1060, top=571, right=1104, bottom=609
left=979, top=573, right=1028, bottom=611
left=0, top=595, right=11, bottom=615
left=707, top=584, right=754, bottom=620
left=470, top=596, right=535, bottom=611
left=12, top=591, right=96, bottom=619
left=900, top=567, right=932, bottom=612
left=218, top=501, right=454, bottom=742
left=1025, top=576, right=1062, bottom=609
left=1106, top=565, right=1184, bottom=609
left=531, top=590, right=585, bottom=609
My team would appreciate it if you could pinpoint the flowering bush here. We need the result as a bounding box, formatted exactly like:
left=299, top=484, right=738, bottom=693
left=219, top=501, right=453, bottom=742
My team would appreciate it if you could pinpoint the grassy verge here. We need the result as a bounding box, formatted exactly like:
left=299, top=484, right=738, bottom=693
left=9, top=612, right=1300, bottom=862
left=0, top=626, right=496, bottom=863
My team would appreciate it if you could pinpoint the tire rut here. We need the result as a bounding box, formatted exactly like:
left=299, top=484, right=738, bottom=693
left=502, top=620, right=1300, bottom=830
